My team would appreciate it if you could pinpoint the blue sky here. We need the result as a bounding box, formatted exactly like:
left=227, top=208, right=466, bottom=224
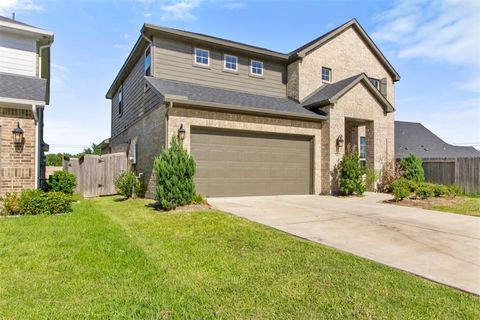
left=1, top=0, right=479, bottom=153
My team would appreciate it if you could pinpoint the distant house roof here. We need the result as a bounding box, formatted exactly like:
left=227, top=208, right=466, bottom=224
left=302, top=73, right=394, bottom=112
left=146, top=77, right=326, bottom=121
left=395, top=121, right=480, bottom=159
left=0, top=72, right=47, bottom=104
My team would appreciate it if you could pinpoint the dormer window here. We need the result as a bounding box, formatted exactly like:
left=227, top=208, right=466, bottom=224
left=369, top=78, right=380, bottom=90
left=195, top=48, right=209, bottom=66
left=145, top=46, right=151, bottom=76
left=118, top=85, right=123, bottom=116
left=250, top=60, right=263, bottom=76
left=224, top=54, right=238, bottom=71
left=321, top=67, right=331, bottom=82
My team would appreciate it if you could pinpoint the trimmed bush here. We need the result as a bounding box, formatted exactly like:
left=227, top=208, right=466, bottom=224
left=447, top=185, right=460, bottom=198
left=1, top=193, right=20, bottom=216
left=191, top=193, right=206, bottom=205
left=337, top=152, right=365, bottom=196
left=114, top=171, right=142, bottom=199
left=391, top=178, right=411, bottom=200
left=17, top=189, right=72, bottom=215
left=154, top=137, right=196, bottom=210
left=47, top=171, right=77, bottom=194
left=432, top=184, right=449, bottom=197
left=365, top=166, right=378, bottom=192
left=414, top=183, right=435, bottom=199
left=400, top=154, right=425, bottom=183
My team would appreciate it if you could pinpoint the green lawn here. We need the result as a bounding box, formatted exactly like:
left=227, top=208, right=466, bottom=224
left=429, top=196, right=480, bottom=217
left=0, top=197, right=478, bottom=319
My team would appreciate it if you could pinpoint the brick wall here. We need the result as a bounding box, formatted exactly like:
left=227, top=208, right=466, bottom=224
left=0, top=105, right=36, bottom=196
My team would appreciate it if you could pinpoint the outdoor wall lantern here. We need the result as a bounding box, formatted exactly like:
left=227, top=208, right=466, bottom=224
left=177, top=124, right=186, bottom=140
left=336, top=134, right=344, bottom=148
left=12, top=122, right=24, bottom=145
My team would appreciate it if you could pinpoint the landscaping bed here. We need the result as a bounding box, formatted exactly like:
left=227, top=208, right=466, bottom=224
left=385, top=195, right=480, bottom=217
left=0, top=196, right=479, bottom=319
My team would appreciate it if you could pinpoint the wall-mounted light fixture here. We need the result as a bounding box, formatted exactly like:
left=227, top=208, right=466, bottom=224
left=177, top=124, right=186, bottom=140
left=12, top=122, right=24, bottom=145
left=336, top=134, right=344, bottom=148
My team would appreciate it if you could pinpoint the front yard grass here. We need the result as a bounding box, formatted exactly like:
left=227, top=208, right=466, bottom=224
left=387, top=195, right=480, bottom=217
left=0, top=196, right=479, bottom=319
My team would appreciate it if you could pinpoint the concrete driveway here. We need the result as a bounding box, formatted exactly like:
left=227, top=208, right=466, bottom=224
left=209, top=193, right=480, bottom=295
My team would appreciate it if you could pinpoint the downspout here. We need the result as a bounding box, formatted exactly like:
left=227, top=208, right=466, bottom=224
left=32, top=105, right=39, bottom=188
left=165, top=101, right=173, bottom=149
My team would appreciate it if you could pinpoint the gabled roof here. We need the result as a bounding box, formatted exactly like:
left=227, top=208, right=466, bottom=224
left=302, top=73, right=394, bottom=112
left=146, top=77, right=326, bottom=121
left=106, top=19, right=400, bottom=99
left=0, top=15, right=53, bottom=37
left=289, top=19, right=400, bottom=81
left=395, top=121, right=480, bottom=159
left=0, top=72, right=47, bottom=105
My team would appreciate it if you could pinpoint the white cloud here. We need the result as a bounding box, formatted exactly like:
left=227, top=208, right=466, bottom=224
left=0, top=0, right=42, bottom=15
left=160, top=0, right=200, bottom=21
left=372, top=0, right=480, bottom=92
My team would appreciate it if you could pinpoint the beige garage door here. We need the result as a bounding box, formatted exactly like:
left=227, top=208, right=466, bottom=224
left=191, top=127, right=312, bottom=197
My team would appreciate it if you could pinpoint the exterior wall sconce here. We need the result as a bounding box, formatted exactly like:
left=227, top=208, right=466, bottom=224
left=12, top=122, right=24, bottom=145
left=177, top=124, right=186, bottom=140
left=336, top=134, right=344, bottom=148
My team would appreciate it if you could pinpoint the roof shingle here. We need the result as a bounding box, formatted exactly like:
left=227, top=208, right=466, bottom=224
left=0, top=72, right=47, bottom=103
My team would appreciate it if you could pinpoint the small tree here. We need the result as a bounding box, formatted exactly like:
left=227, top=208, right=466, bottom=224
left=153, top=137, right=196, bottom=210
left=378, top=160, right=403, bottom=192
left=337, top=151, right=365, bottom=196
left=114, top=171, right=141, bottom=199
left=400, top=154, right=425, bottom=182
left=46, top=171, right=77, bottom=194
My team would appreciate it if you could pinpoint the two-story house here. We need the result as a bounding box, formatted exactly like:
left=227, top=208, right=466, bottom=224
left=105, top=19, right=400, bottom=198
left=0, top=15, right=53, bottom=195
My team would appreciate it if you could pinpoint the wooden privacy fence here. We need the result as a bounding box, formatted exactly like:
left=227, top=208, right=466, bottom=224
left=423, top=157, right=480, bottom=194
left=63, top=153, right=128, bottom=198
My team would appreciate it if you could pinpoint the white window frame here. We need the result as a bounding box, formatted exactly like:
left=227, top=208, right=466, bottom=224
left=369, top=77, right=380, bottom=90
left=250, top=59, right=264, bottom=76
left=194, top=48, right=210, bottom=66
left=223, top=54, right=238, bottom=71
left=321, top=67, right=332, bottom=83
left=359, top=136, right=367, bottom=162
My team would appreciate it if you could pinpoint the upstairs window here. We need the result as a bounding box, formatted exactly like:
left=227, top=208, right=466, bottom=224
left=118, top=85, right=123, bottom=116
left=224, top=54, right=238, bottom=71
left=369, top=78, right=380, bottom=90
left=145, top=46, right=151, bottom=76
left=195, top=48, right=209, bottom=66
left=359, top=136, right=366, bottom=166
left=250, top=60, right=263, bottom=76
left=321, top=67, right=331, bottom=82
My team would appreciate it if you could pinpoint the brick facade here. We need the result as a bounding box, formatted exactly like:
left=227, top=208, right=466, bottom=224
left=0, top=105, right=36, bottom=196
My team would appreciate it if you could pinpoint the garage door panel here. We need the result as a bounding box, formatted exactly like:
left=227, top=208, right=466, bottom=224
left=191, top=128, right=312, bottom=197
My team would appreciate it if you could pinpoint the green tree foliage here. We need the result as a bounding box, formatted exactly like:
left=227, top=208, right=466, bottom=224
left=400, top=154, right=425, bottom=182
left=391, top=178, right=411, bottom=200
left=337, top=152, right=365, bottom=196
left=46, top=171, right=77, bottom=194
left=46, top=153, right=64, bottom=166
left=114, top=171, right=142, bottom=199
left=154, top=137, right=196, bottom=210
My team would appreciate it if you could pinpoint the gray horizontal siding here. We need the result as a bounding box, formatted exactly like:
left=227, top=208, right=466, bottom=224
left=111, top=52, right=163, bottom=138
left=153, top=37, right=287, bottom=97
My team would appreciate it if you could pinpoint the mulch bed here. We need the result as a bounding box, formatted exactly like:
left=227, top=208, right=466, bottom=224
left=383, top=196, right=464, bottom=209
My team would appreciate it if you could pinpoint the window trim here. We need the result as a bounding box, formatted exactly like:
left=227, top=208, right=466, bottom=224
left=118, top=84, right=123, bottom=117
left=369, top=77, right=380, bottom=90
left=194, top=47, right=210, bottom=66
left=223, top=54, right=238, bottom=72
left=321, top=67, right=332, bottom=83
left=359, top=136, right=366, bottom=160
left=250, top=59, right=264, bottom=77
left=144, top=45, right=152, bottom=77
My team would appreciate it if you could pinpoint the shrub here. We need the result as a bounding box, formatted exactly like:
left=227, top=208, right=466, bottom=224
left=337, top=152, right=365, bottom=196
left=1, top=193, right=20, bottom=216
left=191, top=193, right=206, bottom=205
left=46, top=171, right=77, bottom=194
left=414, top=182, right=435, bottom=199
left=391, top=178, right=411, bottom=200
left=114, top=171, right=142, bottom=199
left=400, top=154, right=425, bottom=182
left=447, top=185, right=460, bottom=198
left=17, top=189, right=72, bottom=215
left=154, top=137, right=196, bottom=210
left=432, top=184, right=449, bottom=197
left=378, top=160, right=403, bottom=193
left=364, top=166, right=378, bottom=192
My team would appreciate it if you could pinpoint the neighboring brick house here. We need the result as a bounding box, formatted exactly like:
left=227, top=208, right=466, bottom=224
left=0, top=15, right=53, bottom=195
left=105, top=19, right=400, bottom=197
